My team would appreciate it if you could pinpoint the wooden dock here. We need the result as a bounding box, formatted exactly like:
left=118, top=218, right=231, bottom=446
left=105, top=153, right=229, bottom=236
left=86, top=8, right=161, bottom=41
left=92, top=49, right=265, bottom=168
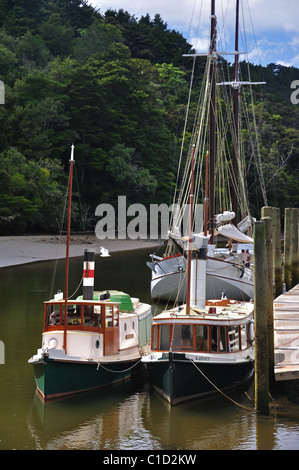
left=274, top=284, right=299, bottom=382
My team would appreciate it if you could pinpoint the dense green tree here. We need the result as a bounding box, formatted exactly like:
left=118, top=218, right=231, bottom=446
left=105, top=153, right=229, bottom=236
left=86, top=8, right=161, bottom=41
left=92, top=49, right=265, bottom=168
left=104, top=9, right=194, bottom=66
left=0, top=148, right=65, bottom=232
left=73, top=19, right=124, bottom=64
left=0, top=1, right=297, bottom=235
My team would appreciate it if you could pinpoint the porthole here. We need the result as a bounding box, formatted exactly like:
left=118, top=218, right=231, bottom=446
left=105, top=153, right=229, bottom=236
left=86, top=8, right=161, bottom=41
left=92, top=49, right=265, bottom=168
left=124, top=323, right=127, bottom=331
left=95, top=340, right=100, bottom=349
left=48, top=338, right=58, bottom=349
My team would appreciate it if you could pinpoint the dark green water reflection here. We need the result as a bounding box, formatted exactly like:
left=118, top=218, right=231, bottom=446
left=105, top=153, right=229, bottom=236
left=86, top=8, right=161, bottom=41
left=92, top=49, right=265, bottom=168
left=1, top=248, right=299, bottom=450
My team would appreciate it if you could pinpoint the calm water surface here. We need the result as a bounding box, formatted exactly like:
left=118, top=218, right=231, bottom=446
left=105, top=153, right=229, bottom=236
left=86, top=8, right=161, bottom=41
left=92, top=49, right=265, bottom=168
left=1, top=248, right=299, bottom=450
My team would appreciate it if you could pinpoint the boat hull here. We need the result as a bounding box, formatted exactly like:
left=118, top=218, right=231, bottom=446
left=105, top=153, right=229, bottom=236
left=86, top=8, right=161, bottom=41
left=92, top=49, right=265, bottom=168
left=33, top=356, right=144, bottom=401
left=145, top=352, right=254, bottom=405
left=150, top=255, right=254, bottom=302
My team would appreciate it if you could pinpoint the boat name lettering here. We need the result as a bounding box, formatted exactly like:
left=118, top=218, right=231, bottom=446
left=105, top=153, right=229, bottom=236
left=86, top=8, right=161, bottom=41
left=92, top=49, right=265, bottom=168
left=188, top=355, right=210, bottom=361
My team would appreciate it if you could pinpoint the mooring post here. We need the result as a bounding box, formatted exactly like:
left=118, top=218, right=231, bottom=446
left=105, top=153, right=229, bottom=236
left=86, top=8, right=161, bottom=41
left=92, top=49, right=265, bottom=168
left=254, top=220, right=269, bottom=414
left=284, top=208, right=292, bottom=291
left=261, top=206, right=282, bottom=298
left=261, top=214, right=275, bottom=382
left=292, top=208, right=299, bottom=287
left=273, top=207, right=283, bottom=297
left=297, top=208, right=299, bottom=286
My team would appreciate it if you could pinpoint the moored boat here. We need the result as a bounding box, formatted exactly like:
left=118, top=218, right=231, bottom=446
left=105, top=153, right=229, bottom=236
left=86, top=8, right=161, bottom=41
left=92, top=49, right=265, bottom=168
left=147, top=0, right=265, bottom=303
left=142, top=70, right=255, bottom=404
left=142, top=297, right=254, bottom=405
left=29, top=288, right=151, bottom=401
left=28, top=146, right=151, bottom=400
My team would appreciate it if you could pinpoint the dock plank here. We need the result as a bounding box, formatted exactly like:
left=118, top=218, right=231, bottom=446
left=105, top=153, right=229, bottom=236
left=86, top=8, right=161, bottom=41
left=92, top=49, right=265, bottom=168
left=274, top=284, right=299, bottom=381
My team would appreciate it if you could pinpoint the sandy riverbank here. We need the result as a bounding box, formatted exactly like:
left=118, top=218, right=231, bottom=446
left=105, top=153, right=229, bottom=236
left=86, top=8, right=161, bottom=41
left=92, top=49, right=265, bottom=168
left=0, top=235, right=161, bottom=268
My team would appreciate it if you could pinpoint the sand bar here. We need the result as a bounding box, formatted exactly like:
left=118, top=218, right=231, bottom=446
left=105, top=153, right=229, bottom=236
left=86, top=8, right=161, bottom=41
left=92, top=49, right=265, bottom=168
left=0, top=235, right=160, bottom=268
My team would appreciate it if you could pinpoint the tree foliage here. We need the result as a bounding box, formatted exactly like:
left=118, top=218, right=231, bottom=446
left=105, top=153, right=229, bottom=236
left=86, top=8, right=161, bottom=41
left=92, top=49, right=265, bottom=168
left=0, top=1, right=298, bottom=234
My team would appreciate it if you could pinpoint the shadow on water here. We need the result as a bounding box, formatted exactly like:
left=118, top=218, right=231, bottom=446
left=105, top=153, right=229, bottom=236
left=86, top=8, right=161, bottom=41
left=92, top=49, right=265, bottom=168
left=1, top=248, right=299, bottom=450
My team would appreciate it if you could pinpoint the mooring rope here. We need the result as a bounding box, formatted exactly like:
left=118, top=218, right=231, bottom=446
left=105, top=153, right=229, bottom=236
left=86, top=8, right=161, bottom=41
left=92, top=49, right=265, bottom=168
left=96, top=358, right=142, bottom=373
left=188, top=357, right=256, bottom=412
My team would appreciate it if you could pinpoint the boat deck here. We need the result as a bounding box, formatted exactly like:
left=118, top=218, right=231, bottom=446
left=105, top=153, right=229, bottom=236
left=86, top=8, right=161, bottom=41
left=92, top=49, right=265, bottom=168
left=274, top=284, right=299, bottom=381
left=98, top=344, right=151, bottom=363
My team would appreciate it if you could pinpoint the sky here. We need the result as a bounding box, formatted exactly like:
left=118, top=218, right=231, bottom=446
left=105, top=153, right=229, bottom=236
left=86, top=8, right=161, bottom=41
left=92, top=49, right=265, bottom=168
left=89, top=0, right=299, bottom=68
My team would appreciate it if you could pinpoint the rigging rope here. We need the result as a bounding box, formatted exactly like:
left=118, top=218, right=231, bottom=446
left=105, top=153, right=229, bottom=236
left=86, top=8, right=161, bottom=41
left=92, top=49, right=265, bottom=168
left=188, top=356, right=257, bottom=412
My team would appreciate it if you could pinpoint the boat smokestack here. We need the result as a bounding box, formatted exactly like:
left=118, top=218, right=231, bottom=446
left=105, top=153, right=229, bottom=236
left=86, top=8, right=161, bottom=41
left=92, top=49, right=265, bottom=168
left=190, top=235, right=209, bottom=310
left=83, top=249, right=95, bottom=300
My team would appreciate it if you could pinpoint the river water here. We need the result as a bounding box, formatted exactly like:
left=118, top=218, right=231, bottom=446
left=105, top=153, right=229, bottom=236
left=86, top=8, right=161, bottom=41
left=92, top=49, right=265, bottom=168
left=1, top=247, right=299, bottom=451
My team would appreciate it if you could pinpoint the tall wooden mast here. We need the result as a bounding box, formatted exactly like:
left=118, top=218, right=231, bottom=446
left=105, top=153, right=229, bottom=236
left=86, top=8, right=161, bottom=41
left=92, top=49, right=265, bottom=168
left=232, top=0, right=240, bottom=224
left=186, top=145, right=195, bottom=316
left=63, top=144, right=75, bottom=353
left=209, top=0, right=216, bottom=244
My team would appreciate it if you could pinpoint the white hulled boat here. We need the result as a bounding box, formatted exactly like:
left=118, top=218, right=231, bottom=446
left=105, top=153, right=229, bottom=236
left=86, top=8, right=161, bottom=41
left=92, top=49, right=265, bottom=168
left=147, top=0, right=266, bottom=302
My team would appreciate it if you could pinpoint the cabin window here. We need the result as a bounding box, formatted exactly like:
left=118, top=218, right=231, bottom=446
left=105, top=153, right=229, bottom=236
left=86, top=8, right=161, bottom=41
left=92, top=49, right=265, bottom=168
left=105, top=306, right=113, bottom=327
left=219, top=326, right=229, bottom=351
left=82, top=305, right=94, bottom=326
left=211, top=326, right=218, bottom=351
left=113, top=306, right=119, bottom=327
left=210, top=326, right=229, bottom=352
left=228, top=326, right=240, bottom=351
left=172, top=324, right=193, bottom=350
left=44, top=302, right=104, bottom=330
left=152, top=325, right=158, bottom=350
left=46, top=303, right=61, bottom=326
left=195, top=325, right=208, bottom=351
left=160, top=325, right=170, bottom=350
left=150, top=323, right=249, bottom=353
left=241, top=325, right=250, bottom=350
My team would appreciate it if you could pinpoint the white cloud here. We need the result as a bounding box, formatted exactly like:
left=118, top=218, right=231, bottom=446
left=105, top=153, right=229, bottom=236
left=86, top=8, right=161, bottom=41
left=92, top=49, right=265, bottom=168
left=90, top=0, right=299, bottom=66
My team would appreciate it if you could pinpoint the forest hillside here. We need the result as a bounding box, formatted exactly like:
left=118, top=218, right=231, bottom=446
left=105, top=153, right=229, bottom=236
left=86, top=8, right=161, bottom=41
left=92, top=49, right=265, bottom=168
left=0, top=0, right=298, bottom=235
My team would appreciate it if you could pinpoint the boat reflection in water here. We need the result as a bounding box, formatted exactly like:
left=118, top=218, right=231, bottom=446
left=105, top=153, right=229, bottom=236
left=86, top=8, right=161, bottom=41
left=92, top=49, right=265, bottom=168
left=27, top=377, right=258, bottom=450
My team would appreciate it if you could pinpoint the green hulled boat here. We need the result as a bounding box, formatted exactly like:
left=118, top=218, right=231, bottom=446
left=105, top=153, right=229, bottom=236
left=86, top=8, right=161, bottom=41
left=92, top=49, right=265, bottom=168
left=28, top=146, right=151, bottom=400
left=29, top=289, right=151, bottom=400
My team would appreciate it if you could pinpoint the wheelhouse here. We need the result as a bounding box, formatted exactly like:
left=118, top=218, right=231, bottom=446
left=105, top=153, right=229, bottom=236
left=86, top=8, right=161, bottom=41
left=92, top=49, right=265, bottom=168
left=44, top=300, right=120, bottom=333
left=43, top=299, right=120, bottom=356
left=151, top=320, right=253, bottom=353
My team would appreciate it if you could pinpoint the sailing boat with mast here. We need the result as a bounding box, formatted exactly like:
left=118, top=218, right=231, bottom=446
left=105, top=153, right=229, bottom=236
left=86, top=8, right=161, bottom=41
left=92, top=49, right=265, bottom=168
left=142, top=140, right=255, bottom=406
left=147, top=0, right=265, bottom=303
left=29, top=146, right=152, bottom=401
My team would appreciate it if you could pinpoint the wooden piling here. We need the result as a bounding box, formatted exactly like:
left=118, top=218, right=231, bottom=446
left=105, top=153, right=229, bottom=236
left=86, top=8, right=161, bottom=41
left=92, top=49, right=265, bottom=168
left=284, top=208, right=293, bottom=292
left=261, top=215, right=274, bottom=382
left=273, top=207, right=283, bottom=297
left=292, top=208, right=299, bottom=287
left=261, top=206, right=282, bottom=297
left=254, top=220, right=269, bottom=414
